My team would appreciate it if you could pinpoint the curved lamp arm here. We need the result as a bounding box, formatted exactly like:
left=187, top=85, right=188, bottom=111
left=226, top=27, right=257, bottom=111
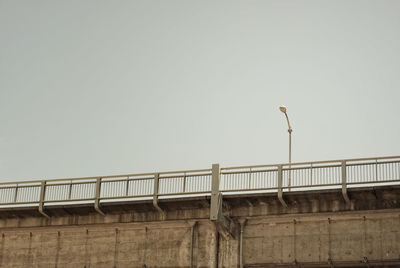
left=283, top=112, right=293, bottom=133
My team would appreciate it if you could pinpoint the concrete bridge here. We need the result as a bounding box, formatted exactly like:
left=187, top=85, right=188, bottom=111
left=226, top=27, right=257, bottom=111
left=0, top=156, right=400, bottom=267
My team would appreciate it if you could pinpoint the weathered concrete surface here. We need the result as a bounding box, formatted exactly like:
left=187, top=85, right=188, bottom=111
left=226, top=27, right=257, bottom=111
left=241, top=211, right=400, bottom=267
left=0, top=220, right=219, bottom=268
left=0, top=186, right=399, bottom=267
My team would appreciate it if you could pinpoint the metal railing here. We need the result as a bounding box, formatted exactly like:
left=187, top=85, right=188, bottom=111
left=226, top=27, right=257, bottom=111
left=0, top=156, right=399, bottom=208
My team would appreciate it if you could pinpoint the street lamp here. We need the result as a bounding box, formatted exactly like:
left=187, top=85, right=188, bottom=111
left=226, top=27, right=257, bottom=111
left=279, top=105, right=293, bottom=189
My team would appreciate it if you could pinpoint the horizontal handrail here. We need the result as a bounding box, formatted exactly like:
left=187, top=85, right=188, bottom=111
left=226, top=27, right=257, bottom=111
left=0, top=168, right=212, bottom=185
left=221, top=155, right=400, bottom=170
left=1, top=156, right=399, bottom=185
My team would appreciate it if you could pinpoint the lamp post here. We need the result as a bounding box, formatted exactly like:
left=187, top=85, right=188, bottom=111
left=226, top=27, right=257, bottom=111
left=279, top=105, right=293, bottom=189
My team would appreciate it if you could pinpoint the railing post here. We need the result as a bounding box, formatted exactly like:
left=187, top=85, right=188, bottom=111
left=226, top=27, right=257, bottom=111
left=94, top=178, right=105, bottom=216
left=277, top=165, right=288, bottom=208
left=210, top=164, right=221, bottom=220
left=341, top=161, right=350, bottom=204
left=13, top=184, right=19, bottom=203
left=125, top=177, right=130, bottom=197
left=68, top=180, right=73, bottom=200
left=183, top=172, right=187, bottom=193
left=153, top=173, right=165, bottom=215
left=248, top=168, right=252, bottom=189
left=38, top=181, right=49, bottom=218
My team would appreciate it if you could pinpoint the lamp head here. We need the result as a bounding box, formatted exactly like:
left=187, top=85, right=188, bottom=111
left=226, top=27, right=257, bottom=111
left=279, top=105, right=287, bottom=113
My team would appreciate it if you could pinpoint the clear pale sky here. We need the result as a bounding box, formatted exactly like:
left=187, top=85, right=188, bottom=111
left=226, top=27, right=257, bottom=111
left=1, top=1, right=399, bottom=182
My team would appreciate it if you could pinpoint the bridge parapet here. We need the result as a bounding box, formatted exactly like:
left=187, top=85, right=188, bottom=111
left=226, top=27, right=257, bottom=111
left=1, top=156, right=399, bottom=211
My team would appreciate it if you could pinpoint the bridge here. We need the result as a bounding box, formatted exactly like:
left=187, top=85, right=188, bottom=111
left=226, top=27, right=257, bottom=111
left=0, top=156, right=400, bottom=267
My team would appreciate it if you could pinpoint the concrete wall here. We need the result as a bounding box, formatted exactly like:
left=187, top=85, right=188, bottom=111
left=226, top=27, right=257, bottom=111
left=1, top=211, right=399, bottom=267
left=0, top=220, right=218, bottom=268
left=241, top=211, right=400, bottom=267
left=1, top=187, right=400, bottom=267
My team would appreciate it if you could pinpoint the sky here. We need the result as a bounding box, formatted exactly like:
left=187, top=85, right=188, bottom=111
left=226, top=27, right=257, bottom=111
left=1, top=1, right=399, bottom=182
